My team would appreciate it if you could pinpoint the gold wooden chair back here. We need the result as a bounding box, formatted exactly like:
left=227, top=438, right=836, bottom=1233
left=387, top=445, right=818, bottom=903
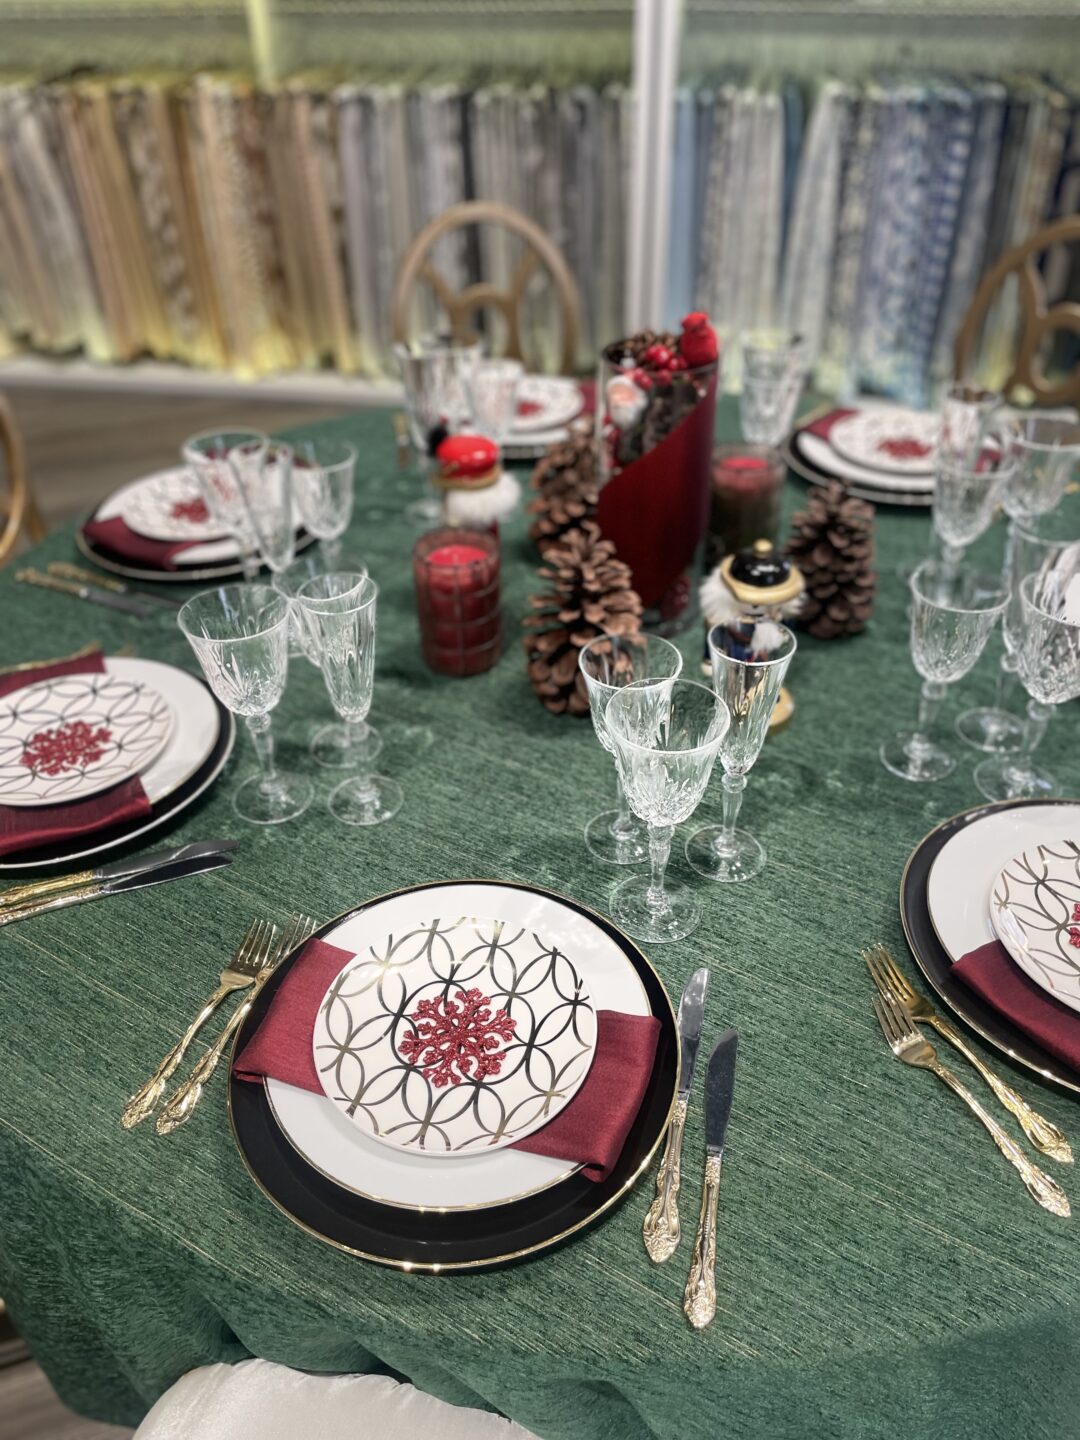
left=954, top=215, right=1080, bottom=408
left=391, top=200, right=581, bottom=375
left=0, top=395, right=45, bottom=567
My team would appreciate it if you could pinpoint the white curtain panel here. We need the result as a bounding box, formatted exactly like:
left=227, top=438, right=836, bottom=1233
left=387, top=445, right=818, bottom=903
left=134, top=1359, right=540, bottom=1440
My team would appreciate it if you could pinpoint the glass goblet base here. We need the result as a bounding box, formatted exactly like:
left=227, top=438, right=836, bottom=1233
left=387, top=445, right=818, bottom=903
left=583, top=809, right=648, bottom=865
left=610, top=873, right=702, bottom=944
left=406, top=495, right=443, bottom=528
left=973, top=755, right=1057, bottom=803
left=880, top=731, right=955, bottom=783
left=233, top=771, right=313, bottom=825
left=310, top=721, right=382, bottom=768
left=328, top=773, right=403, bottom=826
left=955, top=706, right=1025, bottom=754
left=685, top=826, right=766, bottom=883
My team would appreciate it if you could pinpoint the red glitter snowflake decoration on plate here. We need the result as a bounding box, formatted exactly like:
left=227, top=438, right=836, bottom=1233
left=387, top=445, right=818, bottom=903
left=171, top=496, right=210, bottom=524
left=21, top=720, right=112, bottom=776
left=877, top=436, right=932, bottom=461
left=399, top=987, right=517, bottom=1087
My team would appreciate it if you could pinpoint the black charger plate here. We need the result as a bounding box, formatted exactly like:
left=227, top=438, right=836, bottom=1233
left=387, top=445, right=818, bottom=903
left=900, top=797, right=1080, bottom=1097
left=76, top=516, right=317, bottom=584
left=229, top=880, right=679, bottom=1271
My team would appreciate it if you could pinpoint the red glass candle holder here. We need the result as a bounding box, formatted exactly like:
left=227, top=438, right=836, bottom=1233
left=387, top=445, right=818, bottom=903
left=707, top=443, right=786, bottom=569
left=413, top=528, right=502, bottom=677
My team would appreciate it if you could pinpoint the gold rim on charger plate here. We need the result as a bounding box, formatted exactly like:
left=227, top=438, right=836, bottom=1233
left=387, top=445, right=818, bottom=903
left=227, top=878, right=681, bottom=1271
left=899, top=795, right=1080, bottom=1097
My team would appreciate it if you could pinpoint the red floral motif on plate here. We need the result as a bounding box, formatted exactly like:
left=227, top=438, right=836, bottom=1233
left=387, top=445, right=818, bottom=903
left=21, top=720, right=112, bottom=775
left=171, top=496, right=210, bottom=524
left=516, top=399, right=543, bottom=418
left=877, top=436, right=932, bottom=461
left=399, top=987, right=517, bottom=1087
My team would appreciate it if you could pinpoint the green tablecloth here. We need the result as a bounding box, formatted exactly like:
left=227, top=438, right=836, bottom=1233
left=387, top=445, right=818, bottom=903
left=1, top=400, right=1078, bottom=1440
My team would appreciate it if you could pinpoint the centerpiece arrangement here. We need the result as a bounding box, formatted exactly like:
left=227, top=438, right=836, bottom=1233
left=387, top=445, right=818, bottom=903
left=596, top=312, right=721, bottom=633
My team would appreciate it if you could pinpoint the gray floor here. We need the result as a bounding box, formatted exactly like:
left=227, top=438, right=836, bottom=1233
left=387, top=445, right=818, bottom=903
left=0, top=1362, right=132, bottom=1440
left=1, top=383, right=346, bottom=1438
left=6, top=385, right=350, bottom=534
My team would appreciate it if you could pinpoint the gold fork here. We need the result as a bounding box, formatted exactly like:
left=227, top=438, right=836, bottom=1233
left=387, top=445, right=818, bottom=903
left=872, top=991, right=1070, bottom=1217
left=863, top=944, right=1071, bottom=1164
left=121, top=920, right=277, bottom=1129
left=156, top=912, right=318, bottom=1134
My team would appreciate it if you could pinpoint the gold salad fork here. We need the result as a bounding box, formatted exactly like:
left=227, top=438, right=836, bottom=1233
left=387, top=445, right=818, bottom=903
left=121, top=919, right=277, bottom=1129
left=872, top=990, right=1070, bottom=1217
left=155, top=912, right=318, bottom=1134
left=863, top=944, right=1071, bottom=1164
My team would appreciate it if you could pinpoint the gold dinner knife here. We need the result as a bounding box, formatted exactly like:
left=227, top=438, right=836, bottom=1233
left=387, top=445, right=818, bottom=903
left=644, top=965, right=709, bottom=1262
left=47, top=562, right=182, bottom=611
left=684, top=1029, right=738, bottom=1331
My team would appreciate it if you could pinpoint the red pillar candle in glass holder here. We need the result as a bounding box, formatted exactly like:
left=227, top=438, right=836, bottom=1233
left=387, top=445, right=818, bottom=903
left=706, top=443, right=786, bottom=570
left=413, top=527, right=501, bottom=677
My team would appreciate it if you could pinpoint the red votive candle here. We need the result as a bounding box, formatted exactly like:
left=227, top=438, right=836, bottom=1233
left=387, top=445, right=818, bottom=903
left=413, top=528, right=501, bottom=676
left=707, top=443, right=786, bottom=569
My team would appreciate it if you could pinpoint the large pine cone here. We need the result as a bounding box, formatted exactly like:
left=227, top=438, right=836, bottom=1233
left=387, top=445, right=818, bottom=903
left=786, top=480, right=876, bottom=640
left=522, top=521, right=643, bottom=715
left=527, top=432, right=599, bottom=556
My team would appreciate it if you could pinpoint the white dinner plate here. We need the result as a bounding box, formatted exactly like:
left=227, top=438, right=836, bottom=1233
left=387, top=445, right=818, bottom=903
left=828, top=404, right=939, bottom=476
left=991, top=840, right=1080, bottom=1013
left=0, top=655, right=230, bottom=871
left=926, top=802, right=1080, bottom=968
left=94, top=473, right=241, bottom=564
left=119, top=466, right=227, bottom=543
left=313, top=910, right=599, bottom=1156
left=795, top=428, right=935, bottom=494
left=0, top=673, right=173, bottom=807
left=509, top=376, right=583, bottom=435
left=267, top=881, right=650, bottom=1210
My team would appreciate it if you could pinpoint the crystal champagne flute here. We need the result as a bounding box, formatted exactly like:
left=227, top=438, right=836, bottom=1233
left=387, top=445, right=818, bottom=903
left=182, top=430, right=269, bottom=581
left=578, top=633, right=683, bottom=865
left=296, top=574, right=402, bottom=824
left=605, top=679, right=730, bottom=943
left=686, top=618, right=796, bottom=883
left=291, top=437, right=357, bottom=570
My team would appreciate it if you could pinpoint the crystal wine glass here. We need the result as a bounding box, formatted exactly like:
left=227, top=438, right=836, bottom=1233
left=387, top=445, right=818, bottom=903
left=395, top=337, right=482, bottom=526
left=956, top=419, right=1079, bottom=752
left=880, top=560, right=1007, bottom=782
left=605, top=679, right=730, bottom=944
left=932, top=441, right=1014, bottom=569
left=183, top=430, right=268, bottom=581
left=686, top=618, right=797, bottom=883
left=249, top=442, right=297, bottom=574
left=578, top=633, right=683, bottom=865
left=291, top=436, right=357, bottom=570
left=739, top=329, right=806, bottom=447
left=178, top=585, right=312, bottom=825
left=466, top=358, right=525, bottom=445
left=295, top=573, right=401, bottom=823
left=974, top=549, right=1080, bottom=801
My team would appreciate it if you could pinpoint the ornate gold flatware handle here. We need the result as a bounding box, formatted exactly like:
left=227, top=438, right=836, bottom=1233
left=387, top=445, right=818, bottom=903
left=930, top=1059, right=1070, bottom=1217
left=156, top=982, right=263, bottom=1135
left=121, top=978, right=249, bottom=1130
left=48, top=561, right=125, bottom=594
left=683, top=1152, right=722, bottom=1330
left=930, top=1014, right=1072, bottom=1164
left=0, top=870, right=95, bottom=908
left=0, top=881, right=103, bottom=926
left=644, top=1094, right=688, bottom=1262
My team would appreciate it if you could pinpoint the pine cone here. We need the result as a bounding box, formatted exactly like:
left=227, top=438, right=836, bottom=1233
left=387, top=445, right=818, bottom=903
left=522, top=521, right=643, bottom=715
left=786, top=480, right=876, bottom=640
left=527, top=432, right=599, bottom=556
left=616, top=330, right=678, bottom=364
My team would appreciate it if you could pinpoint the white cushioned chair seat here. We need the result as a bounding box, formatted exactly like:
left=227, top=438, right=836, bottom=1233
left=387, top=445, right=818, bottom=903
left=133, top=1359, right=540, bottom=1440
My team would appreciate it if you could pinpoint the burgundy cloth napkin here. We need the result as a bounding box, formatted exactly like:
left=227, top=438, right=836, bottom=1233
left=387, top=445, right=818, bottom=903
left=81, top=515, right=217, bottom=572
left=0, top=652, right=152, bottom=859
left=234, top=938, right=662, bottom=1183
left=954, top=940, right=1080, bottom=1076
left=803, top=407, right=855, bottom=441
